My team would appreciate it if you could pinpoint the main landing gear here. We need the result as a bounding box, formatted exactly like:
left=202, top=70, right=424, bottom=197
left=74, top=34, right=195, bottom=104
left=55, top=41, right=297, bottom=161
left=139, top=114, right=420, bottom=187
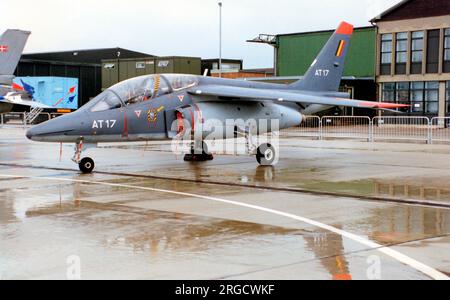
left=256, top=143, right=276, bottom=166
left=242, top=129, right=277, bottom=166
left=184, top=141, right=214, bottom=162
left=72, top=140, right=95, bottom=174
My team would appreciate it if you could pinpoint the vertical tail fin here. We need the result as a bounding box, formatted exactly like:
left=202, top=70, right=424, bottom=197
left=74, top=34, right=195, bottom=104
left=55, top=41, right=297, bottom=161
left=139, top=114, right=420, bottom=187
left=0, top=29, right=31, bottom=76
left=289, top=21, right=353, bottom=92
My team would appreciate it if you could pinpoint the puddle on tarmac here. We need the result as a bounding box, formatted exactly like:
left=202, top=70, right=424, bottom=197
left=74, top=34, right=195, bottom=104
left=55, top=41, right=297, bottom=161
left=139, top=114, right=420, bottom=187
left=149, top=163, right=450, bottom=202
left=293, top=179, right=450, bottom=202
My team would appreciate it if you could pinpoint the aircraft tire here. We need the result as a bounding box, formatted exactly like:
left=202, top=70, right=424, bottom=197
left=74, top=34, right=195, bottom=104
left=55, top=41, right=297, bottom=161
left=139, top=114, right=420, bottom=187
left=184, top=153, right=214, bottom=162
left=201, top=141, right=211, bottom=156
left=79, top=157, right=95, bottom=174
left=256, top=143, right=276, bottom=166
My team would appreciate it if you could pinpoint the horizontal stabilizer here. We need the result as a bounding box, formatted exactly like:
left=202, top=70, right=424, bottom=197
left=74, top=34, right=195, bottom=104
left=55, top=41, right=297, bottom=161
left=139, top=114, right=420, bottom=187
left=189, top=85, right=409, bottom=110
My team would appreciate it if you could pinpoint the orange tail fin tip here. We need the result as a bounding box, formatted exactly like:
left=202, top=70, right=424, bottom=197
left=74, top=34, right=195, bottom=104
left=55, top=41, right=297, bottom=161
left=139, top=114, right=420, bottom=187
left=336, top=21, right=354, bottom=35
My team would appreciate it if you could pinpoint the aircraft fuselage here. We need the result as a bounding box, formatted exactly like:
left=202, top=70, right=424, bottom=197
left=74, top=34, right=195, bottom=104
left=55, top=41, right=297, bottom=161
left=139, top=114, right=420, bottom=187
left=26, top=74, right=318, bottom=143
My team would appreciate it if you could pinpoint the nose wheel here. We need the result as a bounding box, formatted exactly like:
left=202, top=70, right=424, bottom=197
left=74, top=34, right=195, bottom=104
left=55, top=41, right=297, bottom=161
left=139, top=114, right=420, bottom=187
left=79, top=157, right=95, bottom=174
left=72, top=140, right=96, bottom=173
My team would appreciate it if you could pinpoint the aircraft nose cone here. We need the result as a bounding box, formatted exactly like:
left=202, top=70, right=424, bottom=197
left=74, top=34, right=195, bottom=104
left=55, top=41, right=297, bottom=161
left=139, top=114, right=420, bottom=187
left=25, top=121, right=49, bottom=141
left=25, top=128, right=34, bottom=140
left=25, top=113, right=80, bottom=142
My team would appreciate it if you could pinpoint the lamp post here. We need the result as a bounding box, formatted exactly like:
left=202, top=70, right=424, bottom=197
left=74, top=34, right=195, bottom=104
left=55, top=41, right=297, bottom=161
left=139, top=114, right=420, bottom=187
left=218, top=2, right=222, bottom=78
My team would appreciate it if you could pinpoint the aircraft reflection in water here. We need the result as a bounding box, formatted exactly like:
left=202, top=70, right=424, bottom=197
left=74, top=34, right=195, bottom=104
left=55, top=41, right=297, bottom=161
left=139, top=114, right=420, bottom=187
left=26, top=22, right=408, bottom=173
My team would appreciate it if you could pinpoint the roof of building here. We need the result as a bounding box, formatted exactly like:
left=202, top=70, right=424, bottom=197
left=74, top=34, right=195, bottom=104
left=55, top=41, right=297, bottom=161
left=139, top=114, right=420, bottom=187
left=241, top=68, right=275, bottom=74
left=101, top=56, right=201, bottom=63
left=370, top=0, right=410, bottom=22
left=202, top=58, right=243, bottom=63
left=18, top=58, right=101, bottom=67
left=370, top=0, right=450, bottom=23
left=22, top=47, right=155, bottom=64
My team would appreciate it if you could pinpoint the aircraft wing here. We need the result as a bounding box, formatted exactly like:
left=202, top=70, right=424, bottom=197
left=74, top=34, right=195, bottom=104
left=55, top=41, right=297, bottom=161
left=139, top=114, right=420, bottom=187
left=188, top=85, right=409, bottom=110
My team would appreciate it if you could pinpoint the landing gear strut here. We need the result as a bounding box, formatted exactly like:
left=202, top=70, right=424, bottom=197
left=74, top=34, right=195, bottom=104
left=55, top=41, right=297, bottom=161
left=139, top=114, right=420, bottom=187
left=239, top=128, right=276, bottom=166
left=72, top=140, right=95, bottom=174
left=184, top=141, right=214, bottom=162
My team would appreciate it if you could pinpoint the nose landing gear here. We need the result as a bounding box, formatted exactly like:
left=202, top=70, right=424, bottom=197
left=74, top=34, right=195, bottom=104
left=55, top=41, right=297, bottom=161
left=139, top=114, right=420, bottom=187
left=72, top=140, right=96, bottom=174
left=79, top=157, right=95, bottom=174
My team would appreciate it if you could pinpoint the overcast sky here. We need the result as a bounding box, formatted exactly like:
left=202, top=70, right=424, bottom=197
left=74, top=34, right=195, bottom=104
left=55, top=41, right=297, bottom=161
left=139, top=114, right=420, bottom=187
left=3, top=0, right=401, bottom=68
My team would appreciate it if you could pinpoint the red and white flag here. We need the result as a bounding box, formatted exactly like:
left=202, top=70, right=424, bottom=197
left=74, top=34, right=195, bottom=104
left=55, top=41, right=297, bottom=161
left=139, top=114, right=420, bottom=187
left=0, top=45, right=9, bottom=53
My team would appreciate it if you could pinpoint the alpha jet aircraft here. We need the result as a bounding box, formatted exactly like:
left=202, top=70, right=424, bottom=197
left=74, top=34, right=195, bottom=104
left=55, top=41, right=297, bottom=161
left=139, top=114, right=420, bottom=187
left=26, top=22, right=408, bottom=173
left=0, top=29, right=50, bottom=113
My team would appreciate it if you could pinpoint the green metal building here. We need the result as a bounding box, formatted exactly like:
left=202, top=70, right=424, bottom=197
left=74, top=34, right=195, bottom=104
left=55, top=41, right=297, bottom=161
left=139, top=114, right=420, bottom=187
left=274, top=26, right=377, bottom=115
left=276, top=26, right=376, bottom=78
left=101, top=56, right=201, bottom=90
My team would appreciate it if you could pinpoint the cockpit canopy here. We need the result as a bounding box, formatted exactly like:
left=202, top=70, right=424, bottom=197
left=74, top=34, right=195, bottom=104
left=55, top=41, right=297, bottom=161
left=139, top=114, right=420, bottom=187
left=82, top=74, right=198, bottom=112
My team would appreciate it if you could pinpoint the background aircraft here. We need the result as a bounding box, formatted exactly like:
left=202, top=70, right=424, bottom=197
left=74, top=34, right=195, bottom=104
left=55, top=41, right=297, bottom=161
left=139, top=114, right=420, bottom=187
left=26, top=22, right=408, bottom=173
left=0, top=29, right=49, bottom=113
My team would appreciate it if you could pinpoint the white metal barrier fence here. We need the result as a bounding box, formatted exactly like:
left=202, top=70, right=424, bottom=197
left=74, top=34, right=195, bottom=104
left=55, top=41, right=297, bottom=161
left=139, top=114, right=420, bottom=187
left=0, top=112, right=52, bottom=127
left=283, top=116, right=321, bottom=139
left=372, top=116, right=430, bottom=143
left=321, top=116, right=371, bottom=141
left=0, top=112, right=26, bottom=128
left=430, top=117, right=450, bottom=144
left=282, top=116, right=450, bottom=144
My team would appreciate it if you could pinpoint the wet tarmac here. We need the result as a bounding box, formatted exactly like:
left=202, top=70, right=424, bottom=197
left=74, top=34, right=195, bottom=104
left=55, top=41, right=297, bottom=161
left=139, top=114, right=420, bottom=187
left=0, top=127, right=449, bottom=280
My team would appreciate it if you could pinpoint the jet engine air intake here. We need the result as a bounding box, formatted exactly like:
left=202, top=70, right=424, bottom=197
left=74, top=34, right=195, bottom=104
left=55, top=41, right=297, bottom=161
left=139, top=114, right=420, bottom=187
left=174, top=102, right=302, bottom=140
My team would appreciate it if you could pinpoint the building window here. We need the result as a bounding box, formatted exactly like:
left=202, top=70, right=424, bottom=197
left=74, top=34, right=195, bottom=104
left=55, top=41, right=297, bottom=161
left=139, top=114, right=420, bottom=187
left=380, top=34, right=392, bottom=75
left=396, top=32, right=407, bottom=74
left=396, top=82, right=410, bottom=109
left=382, top=82, right=440, bottom=116
left=411, top=31, right=423, bottom=74
left=424, top=81, right=439, bottom=115
left=135, top=62, right=145, bottom=69
left=447, top=81, right=450, bottom=114
left=444, top=29, right=450, bottom=73
left=427, top=29, right=440, bottom=73
left=103, top=63, right=115, bottom=70
left=410, top=82, right=424, bottom=113
left=382, top=82, right=409, bottom=113
left=382, top=82, right=395, bottom=102
left=158, top=60, right=170, bottom=68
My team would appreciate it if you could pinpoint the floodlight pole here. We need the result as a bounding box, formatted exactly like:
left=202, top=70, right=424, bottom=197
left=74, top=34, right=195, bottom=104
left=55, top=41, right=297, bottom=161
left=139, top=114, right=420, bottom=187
left=218, top=2, right=222, bottom=78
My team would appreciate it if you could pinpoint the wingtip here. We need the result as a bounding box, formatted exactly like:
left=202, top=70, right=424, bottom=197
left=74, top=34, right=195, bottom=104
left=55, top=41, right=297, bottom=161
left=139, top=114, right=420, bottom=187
left=360, top=101, right=410, bottom=109
left=336, top=21, right=354, bottom=35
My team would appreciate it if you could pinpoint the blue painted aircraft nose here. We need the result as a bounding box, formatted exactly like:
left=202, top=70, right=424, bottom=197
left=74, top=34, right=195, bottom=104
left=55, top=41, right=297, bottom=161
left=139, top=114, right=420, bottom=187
left=25, top=127, right=34, bottom=140
left=25, top=113, right=80, bottom=142
left=25, top=122, right=49, bottom=141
